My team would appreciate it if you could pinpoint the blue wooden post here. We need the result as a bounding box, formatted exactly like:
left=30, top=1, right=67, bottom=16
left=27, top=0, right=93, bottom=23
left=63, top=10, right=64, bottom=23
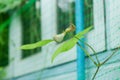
left=75, top=0, right=85, bottom=80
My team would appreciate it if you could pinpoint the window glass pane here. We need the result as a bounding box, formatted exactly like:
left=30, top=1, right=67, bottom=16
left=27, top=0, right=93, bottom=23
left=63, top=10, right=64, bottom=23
left=0, top=13, right=9, bottom=67
left=84, top=0, right=94, bottom=28
left=21, top=0, right=41, bottom=58
left=57, top=0, right=75, bottom=41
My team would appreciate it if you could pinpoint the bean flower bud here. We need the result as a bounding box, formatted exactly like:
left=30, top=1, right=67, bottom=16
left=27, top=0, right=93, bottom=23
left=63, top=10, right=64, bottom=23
left=65, top=24, right=76, bottom=33
left=53, top=24, right=76, bottom=43
left=53, top=32, right=66, bottom=43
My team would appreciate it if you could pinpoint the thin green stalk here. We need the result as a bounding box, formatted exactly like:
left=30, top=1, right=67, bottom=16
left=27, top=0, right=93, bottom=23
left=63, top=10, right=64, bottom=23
left=75, top=36, right=100, bottom=64
left=100, top=49, right=118, bottom=66
left=75, top=36, right=119, bottom=80
left=77, top=42, right=97, bottom=66
left=80, top=39, right=100, bottom=64
left=92, top=48, right=119, bottom=80
left=92, top=67, right=100, bottom=80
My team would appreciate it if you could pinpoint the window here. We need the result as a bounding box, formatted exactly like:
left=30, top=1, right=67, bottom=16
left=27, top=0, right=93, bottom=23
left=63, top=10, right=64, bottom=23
left=84, top=0, right=94, bottom=28
left=57, top=0, right=75, bottom=41
left=21, top=0, right=41, bottom=58
left=0, top=13, right=9, bottom=67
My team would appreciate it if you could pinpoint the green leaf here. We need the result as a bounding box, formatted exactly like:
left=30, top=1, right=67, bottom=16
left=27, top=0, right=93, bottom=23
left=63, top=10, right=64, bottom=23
left=51, top=26, right=93, bottom=62
left=75, top=26, right=93, bottom=38
left=52, top=38, right=78, bottom=62
left=20, top=39, right=54, bottom=50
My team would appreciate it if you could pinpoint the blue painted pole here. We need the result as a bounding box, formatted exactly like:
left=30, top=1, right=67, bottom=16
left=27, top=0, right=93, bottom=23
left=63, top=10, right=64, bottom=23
left=75, top=0, right=85, bottom=80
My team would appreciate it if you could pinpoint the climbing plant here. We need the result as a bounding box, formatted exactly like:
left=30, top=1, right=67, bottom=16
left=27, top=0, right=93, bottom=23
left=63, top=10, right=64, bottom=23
left=21, top=24, right=119, bottom=80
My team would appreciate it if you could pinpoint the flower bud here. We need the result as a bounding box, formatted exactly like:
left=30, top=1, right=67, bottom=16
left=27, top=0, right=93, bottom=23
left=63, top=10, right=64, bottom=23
left=53, top=32, right=66, bottom=43
left=65, top=24, right=76, bottom=33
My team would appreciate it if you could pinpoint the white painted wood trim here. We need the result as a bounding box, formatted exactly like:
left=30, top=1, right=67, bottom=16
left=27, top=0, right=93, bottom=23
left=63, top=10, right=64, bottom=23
left=86, top=0, right=106, bottom=53
left=107, top=0, right=120, bottom=49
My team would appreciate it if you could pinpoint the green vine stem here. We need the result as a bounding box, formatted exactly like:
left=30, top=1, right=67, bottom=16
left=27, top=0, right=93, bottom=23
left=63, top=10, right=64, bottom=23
left=75, top=36, right=100, bottom=65
left=92, top=67, right=100, bottom=80
left=75, top=36, right=100, bottom=64
left=100, top=49, right=119, bottom=66
left=92, top=48, right=119, bottom=80
left=75, top=37, right=120, bottom=80
left=77, top=42, right=97, bottom=66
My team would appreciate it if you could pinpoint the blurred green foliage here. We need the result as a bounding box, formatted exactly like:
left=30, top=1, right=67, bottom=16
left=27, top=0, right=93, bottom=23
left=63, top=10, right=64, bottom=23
left=0, top=0, right=38, bottom=66
left=0, top=0, right=31, bottom=63
left=0, top=0, right=21, bottom=13
left=0, top=13, right=9, bottom=67
left=0, top=29, right=9, bottom=67
left=0, top=67, right=6, bottom=79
